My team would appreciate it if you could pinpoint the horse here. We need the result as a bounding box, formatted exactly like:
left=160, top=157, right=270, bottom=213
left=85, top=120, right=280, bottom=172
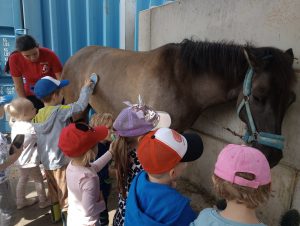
left=61, top=39, right=296, bottom=168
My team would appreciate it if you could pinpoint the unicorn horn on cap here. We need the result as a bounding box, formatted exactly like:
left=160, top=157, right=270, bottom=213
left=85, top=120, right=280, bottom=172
left=123, top=94, right=144, bottom=108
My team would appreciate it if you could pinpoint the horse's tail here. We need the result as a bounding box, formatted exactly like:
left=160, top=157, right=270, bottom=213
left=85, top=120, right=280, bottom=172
left=280, top=209, right=300, bottom=226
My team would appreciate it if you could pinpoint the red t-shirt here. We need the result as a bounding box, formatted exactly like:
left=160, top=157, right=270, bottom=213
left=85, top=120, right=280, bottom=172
left=9, top=47, right=63, bottom=96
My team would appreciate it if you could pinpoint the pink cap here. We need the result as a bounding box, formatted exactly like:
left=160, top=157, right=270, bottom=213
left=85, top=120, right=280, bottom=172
left=214, top=144, right=271, bottom=188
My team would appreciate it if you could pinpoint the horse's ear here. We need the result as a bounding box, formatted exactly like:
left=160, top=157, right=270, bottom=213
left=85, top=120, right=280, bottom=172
left=285, top=48, right=294, bottom=66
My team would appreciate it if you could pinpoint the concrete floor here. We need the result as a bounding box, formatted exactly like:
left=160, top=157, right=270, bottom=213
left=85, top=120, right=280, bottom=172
left=9, top=166, right=214, bottom=226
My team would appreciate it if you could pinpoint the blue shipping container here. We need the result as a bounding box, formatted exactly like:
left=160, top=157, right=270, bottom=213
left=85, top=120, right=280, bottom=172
left=0, top=0, right=121, bottom=133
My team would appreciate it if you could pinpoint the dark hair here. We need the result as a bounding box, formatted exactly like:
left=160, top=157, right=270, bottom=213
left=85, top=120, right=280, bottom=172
left=15, top=35, right=38, bottom=51
left=40, top=89, right=60, bottom=103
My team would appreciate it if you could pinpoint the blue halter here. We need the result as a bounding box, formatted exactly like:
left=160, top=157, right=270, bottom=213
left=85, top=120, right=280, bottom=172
left=237, top=67, right=284, bottom=150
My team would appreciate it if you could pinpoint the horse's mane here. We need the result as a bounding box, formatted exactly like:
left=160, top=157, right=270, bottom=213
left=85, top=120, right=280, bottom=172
left=175, top=39, right=296, bottom=90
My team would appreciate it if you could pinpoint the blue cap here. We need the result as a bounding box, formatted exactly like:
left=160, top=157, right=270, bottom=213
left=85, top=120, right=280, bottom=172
left=0, top=95, right=14, bottom=106
left=34, top=76, right=69, bottom=99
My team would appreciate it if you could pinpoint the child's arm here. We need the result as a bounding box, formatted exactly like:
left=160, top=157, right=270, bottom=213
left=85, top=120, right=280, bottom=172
left=91, top=141, right=115, bottom=172
left=0, top=145, right=22, bottom=171
left=91, top=151, right=112, bottom=173
left=61, top=77, right=96, bottom=121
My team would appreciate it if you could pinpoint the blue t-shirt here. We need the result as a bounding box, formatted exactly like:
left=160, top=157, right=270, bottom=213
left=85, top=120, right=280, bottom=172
left=190, top=208, right=267, bottom=226
left=125, top=171, right=197, bottom=226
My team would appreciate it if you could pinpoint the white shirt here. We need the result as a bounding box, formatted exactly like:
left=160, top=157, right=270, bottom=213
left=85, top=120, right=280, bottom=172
left=11, top=121, right=40, bottom=168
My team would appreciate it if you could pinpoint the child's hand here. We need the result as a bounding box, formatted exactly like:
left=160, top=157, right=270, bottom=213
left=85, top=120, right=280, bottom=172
left=108, top=140, right=117, bottom=158
left=83, top=77, right=94, bottom=88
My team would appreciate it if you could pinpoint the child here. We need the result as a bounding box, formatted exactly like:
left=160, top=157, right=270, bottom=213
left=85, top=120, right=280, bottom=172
left=58, top=122, right=113, bottom=226
left=125, top=127, right=204, bottom=226
left=32, top=74, right=97, bottom=223
left=190, top=144, right=271, bottom=226
left=5, top=97, right=50, bottom=209
left=0, top=95, right=23, bottom=226
left=112, top=97, right=171, bottom=226
left=89, top=113, right=114, bottom=226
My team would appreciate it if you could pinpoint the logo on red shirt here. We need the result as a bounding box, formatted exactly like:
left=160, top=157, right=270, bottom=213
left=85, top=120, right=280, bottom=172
left=41, top=62, right=49, bottom=74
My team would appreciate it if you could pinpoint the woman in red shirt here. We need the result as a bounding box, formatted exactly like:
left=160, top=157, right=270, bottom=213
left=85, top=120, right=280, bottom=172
left=6, top=35, right=63, bottom=110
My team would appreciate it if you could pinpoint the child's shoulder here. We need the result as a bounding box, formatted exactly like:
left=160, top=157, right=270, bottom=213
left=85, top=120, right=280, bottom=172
left=198, top=208, right=215, bottom=217
left=192, top=208, right=219, bottom=226
left=58, top=105, right=71, bottom=110
left=33, top=106, right=59, bottom=122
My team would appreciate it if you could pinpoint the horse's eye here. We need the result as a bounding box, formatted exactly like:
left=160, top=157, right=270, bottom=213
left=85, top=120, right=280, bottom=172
left=253, top=95, right=260, bottom=102
left=252, top=95, right=264, bottom=104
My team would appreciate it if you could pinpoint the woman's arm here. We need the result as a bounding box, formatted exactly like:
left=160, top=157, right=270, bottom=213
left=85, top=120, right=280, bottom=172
left=12, top=77, right=26, bottom=97
left=55, top=72, right=61, bottom=80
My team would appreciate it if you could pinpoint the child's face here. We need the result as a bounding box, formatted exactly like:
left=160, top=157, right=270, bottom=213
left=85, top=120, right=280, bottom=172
left=173, top=162, right=187, bottom=179
left=54, top=91, right=63, bottom=105
left=24, top=102, right=36, bottom=120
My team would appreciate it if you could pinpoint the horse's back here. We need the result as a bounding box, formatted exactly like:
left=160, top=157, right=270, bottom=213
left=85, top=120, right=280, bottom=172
left=61, top=45, right=173, bottom=117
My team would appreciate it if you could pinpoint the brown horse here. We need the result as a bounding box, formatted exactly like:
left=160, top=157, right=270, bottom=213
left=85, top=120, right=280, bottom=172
left=61, top=39, right=296, bottom=168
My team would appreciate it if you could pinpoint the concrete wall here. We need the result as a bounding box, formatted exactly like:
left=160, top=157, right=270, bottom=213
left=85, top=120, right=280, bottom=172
left=138, top=0, right=300, bottom=224
left=124, top=0, right=136, bottom=50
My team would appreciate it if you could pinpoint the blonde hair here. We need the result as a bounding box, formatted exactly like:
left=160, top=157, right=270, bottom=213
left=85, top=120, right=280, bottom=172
left=213, top=173, right=271, bottom=209
left=89, top=112, right=113, bottom=128
left=4, top=97, right=34, bottom=120
left=70, top=147, right=97, bottom=167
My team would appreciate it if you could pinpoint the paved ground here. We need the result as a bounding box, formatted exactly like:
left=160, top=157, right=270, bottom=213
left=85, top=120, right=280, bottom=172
left=10, top=166, right=215, bottom=226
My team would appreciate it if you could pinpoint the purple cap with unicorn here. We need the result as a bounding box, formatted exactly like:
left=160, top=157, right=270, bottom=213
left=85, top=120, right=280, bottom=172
left=113, top=95, right=171, bottom=137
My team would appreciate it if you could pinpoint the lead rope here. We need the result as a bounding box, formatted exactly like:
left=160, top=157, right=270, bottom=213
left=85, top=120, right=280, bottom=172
left=190, top=114, right=244, bottom=140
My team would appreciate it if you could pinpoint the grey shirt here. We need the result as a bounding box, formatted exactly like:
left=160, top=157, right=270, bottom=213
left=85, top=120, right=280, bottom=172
left=33, top=85, right=93, bottom=170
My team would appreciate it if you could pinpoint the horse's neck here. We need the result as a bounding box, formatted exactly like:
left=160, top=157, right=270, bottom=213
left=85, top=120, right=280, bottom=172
left=172, top=42, right=248, bottom=108
left=175, top=63, right=247, bottom=109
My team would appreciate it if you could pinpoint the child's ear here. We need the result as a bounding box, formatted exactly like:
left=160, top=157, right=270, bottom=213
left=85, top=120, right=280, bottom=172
left=169, top=168, right=176, bottom=180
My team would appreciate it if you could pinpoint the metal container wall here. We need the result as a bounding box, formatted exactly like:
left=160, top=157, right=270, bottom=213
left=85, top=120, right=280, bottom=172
left=0, top=0, right=23, bottom=132
left=23, top=0, right=120, bottom=64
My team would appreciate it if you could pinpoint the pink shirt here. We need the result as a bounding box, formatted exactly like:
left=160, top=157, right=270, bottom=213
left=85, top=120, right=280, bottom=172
left=66, top=151, right=112, bottom=226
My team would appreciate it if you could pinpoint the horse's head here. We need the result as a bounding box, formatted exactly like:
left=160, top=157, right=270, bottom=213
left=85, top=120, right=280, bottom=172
left=237, top=47, right=296, bottom=168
